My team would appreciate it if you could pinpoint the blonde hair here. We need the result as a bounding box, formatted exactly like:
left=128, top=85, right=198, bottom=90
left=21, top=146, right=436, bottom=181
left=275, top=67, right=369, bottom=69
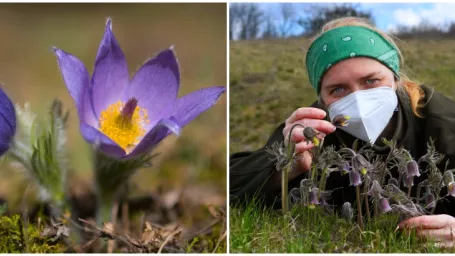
left=312, top=17, right=426, bottom=117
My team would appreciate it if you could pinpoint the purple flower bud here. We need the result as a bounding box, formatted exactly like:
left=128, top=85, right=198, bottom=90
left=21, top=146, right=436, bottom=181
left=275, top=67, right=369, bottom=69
left=303, top=127, right=320, bottom=147
left=332, top=114, right=350, bottom=127
left=352, top=154, right=370, bottom=174
left=308, top=187, right=320, bottom=207
left=379, top=197, right=392, bottom=213
left=367, top=180, right=383, bottom=199
left=349, top=170, right=362, bottom=186
left=448, top=181, right=455, bottom=197
left=403, top=174, right=414, bottom=188
left=341, top=202, right=353, bottom=221
left=443, top=171, right=454, bottom=187
left=338, top=161, right=350, bottom=175
left=406, top=160, right=420, bottom=177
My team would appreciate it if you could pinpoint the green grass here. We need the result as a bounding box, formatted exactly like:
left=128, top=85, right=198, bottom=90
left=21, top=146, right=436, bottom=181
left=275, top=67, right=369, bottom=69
left=230, top=37, right=455, bottom=252
left=230, top=200, right=455, bottom=253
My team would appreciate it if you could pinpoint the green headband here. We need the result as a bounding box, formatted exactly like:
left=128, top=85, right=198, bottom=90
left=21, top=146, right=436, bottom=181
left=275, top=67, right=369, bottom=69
left=305, top=26, right=400, bottom=94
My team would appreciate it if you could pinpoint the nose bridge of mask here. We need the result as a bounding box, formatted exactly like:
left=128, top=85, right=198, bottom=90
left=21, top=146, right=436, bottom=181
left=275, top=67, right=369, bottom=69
left=328, top=86, right=392, bottom=120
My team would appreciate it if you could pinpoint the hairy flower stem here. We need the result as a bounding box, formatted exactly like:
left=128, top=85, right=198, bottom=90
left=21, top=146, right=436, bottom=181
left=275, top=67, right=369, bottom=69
left=282, top=165, right=290, bottom=214
left=282, top=124, right=304, bottom=214
left=356, top=186, right=364, bottom=230
left=407, top=178, right=413, bottom=197
left=310, top=164, right=317, bottom=182
left=363, top=179, right=371, bottom=223
left=374, top=200, right=378, bottom=218
left=318, top=167, right=328, bottom=197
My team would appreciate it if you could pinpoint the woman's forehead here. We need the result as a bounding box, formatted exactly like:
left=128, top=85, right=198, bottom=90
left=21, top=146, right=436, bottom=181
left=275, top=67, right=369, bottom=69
left=321, top=57, right=391, bottom=86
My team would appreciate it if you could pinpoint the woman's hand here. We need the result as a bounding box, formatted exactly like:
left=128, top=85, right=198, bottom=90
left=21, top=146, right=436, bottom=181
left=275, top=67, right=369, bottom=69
left=282, top=107, right=336, bottom=177
left=398, top=214, right=455, bottom=247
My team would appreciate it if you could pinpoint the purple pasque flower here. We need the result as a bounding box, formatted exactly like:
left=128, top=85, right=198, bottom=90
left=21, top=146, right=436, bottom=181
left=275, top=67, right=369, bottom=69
left=53, top=18, right=225, bottom=159
left=338, top=161, right=350, bottom=175
left=0, top=88, right=16, bottom=155
left=367, top=180, right=383, bottom=199
left=378, top=197, right=392, bottom=213
left=406, top=160, right=420, bottom=177
left=308, top=187, right=320, bottom=208
left=349, top=170, right=362, bottom=186
left=403, top=174, right=414, bottom=188
left=352, top=154, right=370, bottom=175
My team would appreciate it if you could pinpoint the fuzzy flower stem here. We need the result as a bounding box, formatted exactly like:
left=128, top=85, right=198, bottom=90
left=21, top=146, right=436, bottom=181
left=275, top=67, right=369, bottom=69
left=318, top=166, right=329, bottom=196
left=363, top=178, right=371, bottom=223
left=356, top=186, right=364, bottom=230
left=310, top=163, right=317, bottom=182
left=374, top=200, right=378, bottom=218
left=407, top=177, right=413, bottom=197
left=282, top=124, right=304, bottom=214
left=282, top=164, right=290, bottom=214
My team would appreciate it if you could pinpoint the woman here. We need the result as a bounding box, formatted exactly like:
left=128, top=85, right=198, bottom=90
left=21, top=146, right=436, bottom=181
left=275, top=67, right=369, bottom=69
left=230, top=17, right=455, bottom=245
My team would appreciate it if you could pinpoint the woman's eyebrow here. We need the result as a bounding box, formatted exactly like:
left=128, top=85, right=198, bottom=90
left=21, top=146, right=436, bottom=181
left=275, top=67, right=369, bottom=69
left=359, top=71, right=381, bottom=81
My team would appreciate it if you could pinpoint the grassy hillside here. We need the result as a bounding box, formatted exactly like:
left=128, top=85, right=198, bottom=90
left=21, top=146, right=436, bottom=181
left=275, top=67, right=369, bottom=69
left=230, top=38, right=455, bottom=153
left=230, top=37, right=455, bottom=253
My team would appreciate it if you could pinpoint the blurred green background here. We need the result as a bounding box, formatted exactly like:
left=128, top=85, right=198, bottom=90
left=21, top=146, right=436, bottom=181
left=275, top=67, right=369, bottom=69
left=230, top=38, right=455, bottom=153
left=0, top=3, right=226, bottom=210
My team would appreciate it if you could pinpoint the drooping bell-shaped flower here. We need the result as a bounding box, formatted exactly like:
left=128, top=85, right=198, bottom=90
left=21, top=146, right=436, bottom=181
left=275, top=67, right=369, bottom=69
left=332, top=114, right=350, bottom=127
left=53, top=18, right=225, bottom=159
left=349, top=170, right=362, bottom=186
left=406, top=160, right=420, bottom=177
left=308, top=187, right=320, bottom=208
left=352, top=154, right=370, bottom=175
left=378, top=197, right=392, bottom=213
left=303, top=126, right=320, bottom=146
left=403, top=174, right=414, bottom=188
left=367, top=180, right=383, bottom=199
left=0, top=88, right=16, bottom=155
left=338, top=161, right=350, bottom=175
left=448, top=181, right=455, bottom=197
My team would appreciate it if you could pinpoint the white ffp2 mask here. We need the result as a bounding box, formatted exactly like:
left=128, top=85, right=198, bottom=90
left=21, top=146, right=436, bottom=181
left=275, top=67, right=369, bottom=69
left=327, top=86, right=398, bottom=144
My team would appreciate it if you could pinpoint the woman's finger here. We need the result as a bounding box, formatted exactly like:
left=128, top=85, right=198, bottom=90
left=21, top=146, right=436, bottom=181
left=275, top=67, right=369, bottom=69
left=286, top=107, right=327, bottom=125
left=416, top=227, right=455, bottom=242
left=294, top=140, right=315, bottom=153
left=284, top=119, right=335, bottom=138
left=399, top=215, right=455, bottom=230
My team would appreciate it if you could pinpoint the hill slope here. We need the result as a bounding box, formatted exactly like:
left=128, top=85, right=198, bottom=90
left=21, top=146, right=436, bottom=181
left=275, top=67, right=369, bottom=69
left=230, top=38, right=455, bottom=153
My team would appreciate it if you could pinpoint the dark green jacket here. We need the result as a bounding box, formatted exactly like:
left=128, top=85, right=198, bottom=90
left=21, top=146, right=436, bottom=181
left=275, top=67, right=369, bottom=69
left=230, top=86, right=455, bottom=216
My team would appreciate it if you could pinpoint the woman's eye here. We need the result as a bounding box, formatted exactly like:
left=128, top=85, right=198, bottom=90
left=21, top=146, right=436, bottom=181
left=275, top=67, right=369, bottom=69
left=330, top=87, right=344, bottom=95
left=366, top=78, right=379, bottom=85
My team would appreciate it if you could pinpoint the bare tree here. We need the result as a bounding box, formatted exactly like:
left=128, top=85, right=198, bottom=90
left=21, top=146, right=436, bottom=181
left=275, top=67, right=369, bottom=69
left=229, top=3, right=264, bottom=40
left=278, top=3, right=296, bottom=38
left=262, top=17, right=278, bottom=39
left=297, top=3, right=373, bottom=36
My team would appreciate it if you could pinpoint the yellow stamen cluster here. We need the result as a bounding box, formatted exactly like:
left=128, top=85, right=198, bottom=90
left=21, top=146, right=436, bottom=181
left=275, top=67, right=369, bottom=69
left=99, top=100, right=149, bottom=153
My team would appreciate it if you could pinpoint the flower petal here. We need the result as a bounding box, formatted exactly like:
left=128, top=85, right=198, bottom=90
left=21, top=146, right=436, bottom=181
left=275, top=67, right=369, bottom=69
left=53, top=47, right=97, bottom=126
left=128, top=117, right=181, bottom=158
left=91, top=18, right=129, bottom=117
left=0, top=88, right=15, bottom=155
left=127, top=47, right=180, bottom=128
left=79, top=123, right=125, bottom=158
left=173, top=86, right=225, bottom=127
